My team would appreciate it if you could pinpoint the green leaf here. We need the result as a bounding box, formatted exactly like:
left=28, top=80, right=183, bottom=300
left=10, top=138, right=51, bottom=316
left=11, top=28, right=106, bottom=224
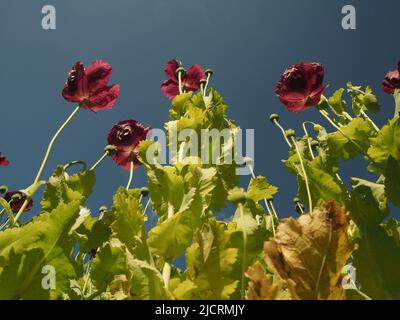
left=368, top=117, right=400, bottom=169
left=247, top=176, right=278, bottom=202
left=347, top=83, right=380, bottom=114
left=352, top=224, right=400, bottom=299
left=0, top=201, right=82, bottom=299
left=328, top=88, right=348, bottom=116
left=91, top=239, right=127, bottom=296
left=297, top=159, right=345, bottom=209
left=175, top=220, right=239, bottom=300
left=327, top=118, right=376, bottom=161
left=148, top=189, right=200, bottom=261
left=41, top=166, right=95, bottom=212
left=111, top=188, right=149, bottom=259
left=384, top=156, right=400, bottom=207
left=72, top=213, right=111, bottom=254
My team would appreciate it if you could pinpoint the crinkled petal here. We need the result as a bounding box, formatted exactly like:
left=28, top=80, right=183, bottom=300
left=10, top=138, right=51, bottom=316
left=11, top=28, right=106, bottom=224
left=161, top=79, right=180, bottom=100
left=62, top=61, right=86, bottom=103
left=184, top=64, right=206, bottom=91
left=165, top=59, right=180, bottom=80
left=86, top=84, right=120, bottom=112
left=85, top=60, right=113, bottom=93
left=0, top=153, right=9, bottom=166
left=4, top=191, right=33, bottom=213
left=382, top=69, right=400, bottom=95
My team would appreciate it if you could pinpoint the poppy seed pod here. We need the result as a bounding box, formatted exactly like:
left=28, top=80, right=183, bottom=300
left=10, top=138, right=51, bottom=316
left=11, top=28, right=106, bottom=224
left=285, top=129, right=296, bottom=139
left=269, top=113, right=279, bottom=122
left=205, top=69, right=213, bottom=78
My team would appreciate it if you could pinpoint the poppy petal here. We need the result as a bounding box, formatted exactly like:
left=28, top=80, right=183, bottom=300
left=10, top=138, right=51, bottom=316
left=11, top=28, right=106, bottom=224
left=165, top=59, right=180, bottom=80
left=185, top=64, right=206, bottom=90
left=87, top=84, right=120, bottom=112
left=161, top=79, right=180, bottom=100
left=62, top=61, right=86, bottom=103
left=85, top=60, right=113, bottom=93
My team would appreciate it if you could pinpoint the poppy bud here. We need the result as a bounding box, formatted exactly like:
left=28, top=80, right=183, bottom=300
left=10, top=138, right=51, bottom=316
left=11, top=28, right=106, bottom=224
left=267, top=196, right=274, bottom=202
left=104, top=144, right=117, bottom=156
left=99, top=206, right=108, bottom=214
left=175, top=67, right=186, bottom=78
left=243, top=157, right=253, bottom=166
left=140, top=187, right=149, bottom=197
left=0, top=186, right=8, bottom=194
left=228, top=188, right=247, bottom=205
left=285, top=129, right=296, bottom=139
left=269, top=113, right=279, bottom=122
left=310, top=140, right=319, bottom=150
left=205, top=69, right=213, bottom=78
left=199, top=79, right=207, bottom=90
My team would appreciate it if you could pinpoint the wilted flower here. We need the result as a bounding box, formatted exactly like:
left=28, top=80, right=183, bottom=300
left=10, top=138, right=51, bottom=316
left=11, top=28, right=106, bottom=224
left=107, top=119, right=151, bottom=171
left=4, top=191, right=33, bottom=213
left=382, top=62, right=400, bottom=95
left=0, top=153, right=9, bottom=166
left=62, top=60, right=120, bottom=112
left=161, top=59, right=205, bottom=100
left=275, top=62, right=325, bottom=112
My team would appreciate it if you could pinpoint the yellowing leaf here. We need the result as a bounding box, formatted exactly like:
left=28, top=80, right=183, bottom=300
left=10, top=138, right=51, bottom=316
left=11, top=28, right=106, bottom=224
left=245, top=261, right=291, bottom=300
left=264, top=201, right=354, bottom=300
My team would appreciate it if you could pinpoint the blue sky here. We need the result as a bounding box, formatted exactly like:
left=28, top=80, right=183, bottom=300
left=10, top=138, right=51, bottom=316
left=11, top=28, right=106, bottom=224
left=0, top=0, right=399, bottom=225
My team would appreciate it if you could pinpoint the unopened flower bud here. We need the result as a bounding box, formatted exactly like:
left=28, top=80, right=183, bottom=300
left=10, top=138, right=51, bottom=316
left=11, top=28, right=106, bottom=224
left=175, top=67, right=186, bottom=78
left=285, top=129, right=296, bottom=139
left=0, top=185, right=8, bottom=194
left=140, top=187, right=149, bottom=197
left=269, top=113, right=279, bottom=123
left=205, top=69, right=213, bottom=78
left=104, top=145, right=117, bottom=156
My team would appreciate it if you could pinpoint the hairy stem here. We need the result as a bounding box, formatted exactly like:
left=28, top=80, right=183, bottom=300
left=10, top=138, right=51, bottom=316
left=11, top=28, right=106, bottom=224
left=291, top=136, right=313, bottom=212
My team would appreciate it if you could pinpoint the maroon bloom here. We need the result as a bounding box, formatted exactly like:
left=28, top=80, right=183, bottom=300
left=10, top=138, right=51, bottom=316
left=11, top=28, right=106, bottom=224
left=161, top=59, right=206, bottom=100
left=0, top=153, right=9, bottom=166
left=275, top=62, right=326, bottom=112
left=62, top=60, right=120, bottom=112
left=4, top=191, right=33, bottom=213
left=382, top=62, right=400, bottom=95
left=107, top=120, right=151, bottom=171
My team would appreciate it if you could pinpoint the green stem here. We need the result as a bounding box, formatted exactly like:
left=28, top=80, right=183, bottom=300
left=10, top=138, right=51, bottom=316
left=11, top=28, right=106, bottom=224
left=302, top=121, right=315, bottom=160
left=126, top=161, right=134, bottom=190
left=360, top=110, right=379, bottom=132
left=239, top=204, right=248, bottom=300
left=162, top=204, right=175, bottom=288
left=272, top=119, right=291, bottom=147
left=178, top=72, right=183, bottom=94
left=12, top=106, right=81, bottom=227
left=143, top=198, right=151, bottom=215
left=291, top=136, right=313, bottom=212
left=203, top=73, right=211, bottom=97
left=90, top=152, right=108, bottom=171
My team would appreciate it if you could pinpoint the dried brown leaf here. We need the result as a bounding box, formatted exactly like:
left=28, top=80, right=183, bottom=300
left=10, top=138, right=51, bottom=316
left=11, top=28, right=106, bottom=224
left=264, top=201, right=354, bottom=300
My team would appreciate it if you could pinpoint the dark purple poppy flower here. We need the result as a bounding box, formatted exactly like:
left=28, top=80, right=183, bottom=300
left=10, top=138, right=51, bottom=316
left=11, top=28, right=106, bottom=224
left=0, top=153, right=9, bottom=166
left=107, top=119, right=151, bottom=171
left=275, top=62, right=326, bottom=112
left=4, top=191, right=33, bottom=213
left=62, top=60, right=120, bottom=112
left=161, top=59, right=206, bottom=100
left=382, top=62, right=400, bottom=95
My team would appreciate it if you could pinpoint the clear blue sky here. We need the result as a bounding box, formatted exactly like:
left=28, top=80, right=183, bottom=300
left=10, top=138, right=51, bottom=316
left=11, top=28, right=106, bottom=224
left=1, top=0, right=399, bottom=224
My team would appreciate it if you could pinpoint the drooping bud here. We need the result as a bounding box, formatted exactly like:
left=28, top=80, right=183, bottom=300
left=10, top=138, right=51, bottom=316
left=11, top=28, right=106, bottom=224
left=285, top=129, right=296, bottom=139
left=269, top=113, right=279, bottom=123
left=140, top=187, right=149, bottom=197
left=104, top=144, right=117, bottom=156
